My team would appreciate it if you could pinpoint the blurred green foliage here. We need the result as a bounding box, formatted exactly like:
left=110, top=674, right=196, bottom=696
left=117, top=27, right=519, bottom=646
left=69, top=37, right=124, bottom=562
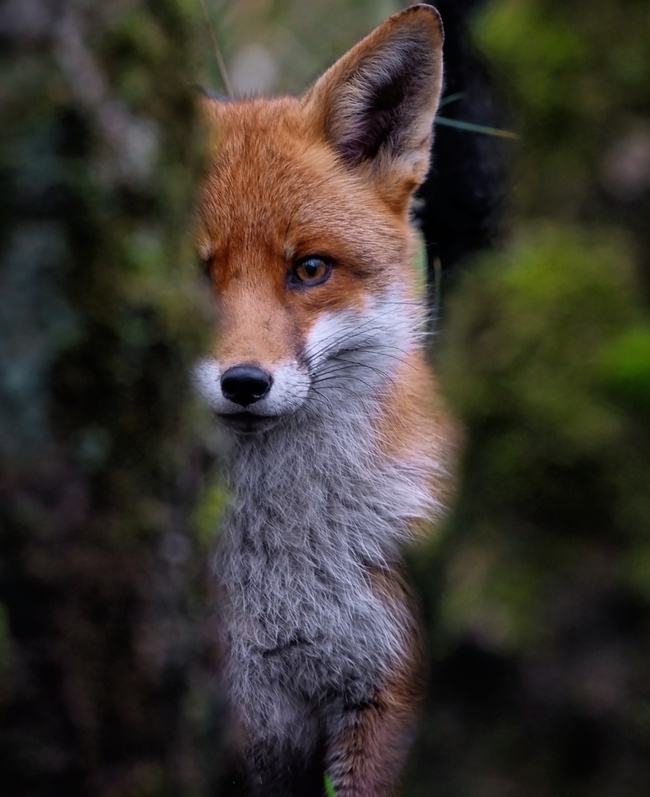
left=406, top=1, right=650, bottom=795
left=440, top=223, right=650, bottom=644
left=476, top=0, right=650, bottom=236
left=199, top=0, right=401, bottom=95
left=0, top=1, right=223, bottom=794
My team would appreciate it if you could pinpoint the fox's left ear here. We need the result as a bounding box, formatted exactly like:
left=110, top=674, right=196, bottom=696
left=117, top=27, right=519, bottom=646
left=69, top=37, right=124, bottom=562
left=302, top=4, right=444, bottom=209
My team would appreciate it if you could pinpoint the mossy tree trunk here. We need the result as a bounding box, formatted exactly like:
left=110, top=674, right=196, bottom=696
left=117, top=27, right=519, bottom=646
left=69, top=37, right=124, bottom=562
left=0, top=2, right=222, bottom=795
left=408, top=1, right=650, bottom=795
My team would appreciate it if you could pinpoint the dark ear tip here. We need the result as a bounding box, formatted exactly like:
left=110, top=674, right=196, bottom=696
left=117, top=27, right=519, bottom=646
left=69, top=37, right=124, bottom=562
left=391, top=3, right=445, bottom=46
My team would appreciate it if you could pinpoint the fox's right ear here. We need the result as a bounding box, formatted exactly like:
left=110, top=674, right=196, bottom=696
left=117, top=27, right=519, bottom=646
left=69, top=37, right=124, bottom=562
left=302, top=4, right=444, bottom=209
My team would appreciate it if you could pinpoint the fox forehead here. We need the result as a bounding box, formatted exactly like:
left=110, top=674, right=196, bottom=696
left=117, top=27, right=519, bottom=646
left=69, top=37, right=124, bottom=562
left=197, top=98, right=410, bottom=286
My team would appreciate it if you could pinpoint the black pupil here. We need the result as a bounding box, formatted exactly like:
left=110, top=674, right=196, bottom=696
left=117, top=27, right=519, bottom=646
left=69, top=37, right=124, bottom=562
left=304, top=260, right=320, bottom=277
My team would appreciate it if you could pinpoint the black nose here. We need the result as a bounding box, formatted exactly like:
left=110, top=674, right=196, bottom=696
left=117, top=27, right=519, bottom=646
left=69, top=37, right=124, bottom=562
left=221, top=364, right=272, bottom=407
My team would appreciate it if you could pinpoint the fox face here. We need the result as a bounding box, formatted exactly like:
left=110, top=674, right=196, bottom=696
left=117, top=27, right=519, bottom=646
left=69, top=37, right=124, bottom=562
left=194, top=5, right=444, bottom=435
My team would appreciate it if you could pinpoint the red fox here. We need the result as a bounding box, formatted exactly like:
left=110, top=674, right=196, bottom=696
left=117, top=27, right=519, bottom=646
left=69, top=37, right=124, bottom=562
left=194, top=5, right=457, bottom=795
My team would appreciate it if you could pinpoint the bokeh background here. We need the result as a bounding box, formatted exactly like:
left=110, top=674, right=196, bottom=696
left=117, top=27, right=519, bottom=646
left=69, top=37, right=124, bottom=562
left=1, top=1, right=650, bottom=796
left=198, top=0, right=402, bottom=96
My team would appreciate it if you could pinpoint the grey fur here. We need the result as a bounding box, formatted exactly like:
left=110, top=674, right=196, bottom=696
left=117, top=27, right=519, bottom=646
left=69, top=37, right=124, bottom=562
left=210, top=295, right=449, bottom=757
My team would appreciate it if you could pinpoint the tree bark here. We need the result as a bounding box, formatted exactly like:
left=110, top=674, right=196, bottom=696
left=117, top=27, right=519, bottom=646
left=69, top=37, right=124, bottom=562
left=0, top=2, right=223, bottom=795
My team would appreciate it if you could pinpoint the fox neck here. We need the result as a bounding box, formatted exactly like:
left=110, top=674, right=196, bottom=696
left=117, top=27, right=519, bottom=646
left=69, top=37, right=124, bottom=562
left=225, top=392, right=434, bottom=562
left=216, top=386, right=435, bottom=744
left=220, top=289, right=437, bottom=561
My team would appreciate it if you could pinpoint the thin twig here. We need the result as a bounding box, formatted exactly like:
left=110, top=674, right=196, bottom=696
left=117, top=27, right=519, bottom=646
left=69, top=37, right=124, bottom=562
left=199, top=0, right=234, bottom=97
left=435, top=115, right=519, bottom=139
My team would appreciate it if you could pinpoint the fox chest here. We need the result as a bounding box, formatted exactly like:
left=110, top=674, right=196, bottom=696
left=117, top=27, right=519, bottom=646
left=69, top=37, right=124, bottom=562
left=217, top=509, right=406, bottom=703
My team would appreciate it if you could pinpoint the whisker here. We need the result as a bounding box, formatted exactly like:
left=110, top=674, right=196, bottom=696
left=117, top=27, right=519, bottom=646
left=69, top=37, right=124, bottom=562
left=302, top=307, right=419, bottom=362
left=313, top=359, right=398, bottom=392
left=303, top=307, right=429, bottom=368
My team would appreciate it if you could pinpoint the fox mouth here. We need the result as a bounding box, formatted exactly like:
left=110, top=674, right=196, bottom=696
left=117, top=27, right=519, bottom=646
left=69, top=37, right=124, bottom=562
left=218, top=412, right=284, bottom=434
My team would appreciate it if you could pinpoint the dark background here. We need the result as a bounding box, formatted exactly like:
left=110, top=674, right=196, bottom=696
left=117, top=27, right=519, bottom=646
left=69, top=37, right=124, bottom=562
left=1, top=1, right=650, bottom=795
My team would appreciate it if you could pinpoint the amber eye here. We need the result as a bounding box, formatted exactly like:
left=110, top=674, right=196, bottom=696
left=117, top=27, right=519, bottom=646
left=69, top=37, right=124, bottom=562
left=289, top=256, right=333, bottom=288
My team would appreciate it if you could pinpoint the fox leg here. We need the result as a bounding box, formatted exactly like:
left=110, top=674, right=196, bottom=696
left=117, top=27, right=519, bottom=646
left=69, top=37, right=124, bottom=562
left=324, top=659, right=422, bottom=797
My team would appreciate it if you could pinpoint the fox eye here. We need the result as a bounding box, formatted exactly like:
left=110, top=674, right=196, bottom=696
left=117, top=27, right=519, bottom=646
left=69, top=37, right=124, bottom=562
left=289, top=256, right=332, bottom=288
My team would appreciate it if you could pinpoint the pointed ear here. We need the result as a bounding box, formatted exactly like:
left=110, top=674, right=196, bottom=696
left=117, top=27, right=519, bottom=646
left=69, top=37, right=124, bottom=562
left=302, top=4, right=444, bottom=203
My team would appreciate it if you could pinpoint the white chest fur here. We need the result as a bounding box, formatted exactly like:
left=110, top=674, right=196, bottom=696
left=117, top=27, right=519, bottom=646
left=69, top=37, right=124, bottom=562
left=215, top=398, right=435, bottom=747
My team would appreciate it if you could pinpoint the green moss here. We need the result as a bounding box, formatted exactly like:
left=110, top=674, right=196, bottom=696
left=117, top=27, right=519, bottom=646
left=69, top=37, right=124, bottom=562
left=442, top=225, right=641, bottom=477
left=194, top=474, right=230, bottom=551
left=599, top=325, right=650, bottom=410
left=476, top=0, right=587, bottom=114
left=408, top=2, right=650, bottom=793
left=0, top=0, right=225, bottom=793
left=474, top=0, right=650, bottom=224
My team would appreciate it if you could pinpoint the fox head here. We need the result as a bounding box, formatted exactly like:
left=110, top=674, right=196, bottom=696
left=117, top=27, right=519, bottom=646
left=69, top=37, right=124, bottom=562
left=194, top=5, right=443, bottom=434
